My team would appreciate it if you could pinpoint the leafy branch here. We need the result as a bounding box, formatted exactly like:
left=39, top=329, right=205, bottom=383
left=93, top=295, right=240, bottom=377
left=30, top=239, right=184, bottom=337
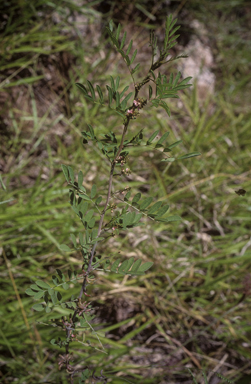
left=27, top=15, right=201, bottom=383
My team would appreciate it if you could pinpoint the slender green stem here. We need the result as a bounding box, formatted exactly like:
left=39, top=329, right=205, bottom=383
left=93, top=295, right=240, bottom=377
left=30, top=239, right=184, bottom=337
left=73, top=118, right=131, bottom=312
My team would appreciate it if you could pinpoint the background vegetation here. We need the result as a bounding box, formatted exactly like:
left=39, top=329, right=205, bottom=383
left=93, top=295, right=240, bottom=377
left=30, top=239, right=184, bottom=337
left=0, top=0, right=251, bottom=383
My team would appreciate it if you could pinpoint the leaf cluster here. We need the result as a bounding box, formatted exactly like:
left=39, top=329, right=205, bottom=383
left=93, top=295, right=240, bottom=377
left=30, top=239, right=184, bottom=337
left=26, top=269, right=79, bottom=312
left=149, top=71, right=192, bottom=116
left=121, top=191, right=181, bottom=223
left=76, top=75, right=133, bottom=118
left=106, top=20, right=140, bottom=76
left=103, top=257, right=153, bottom=276
left=124, top=129, right=200, bottom=162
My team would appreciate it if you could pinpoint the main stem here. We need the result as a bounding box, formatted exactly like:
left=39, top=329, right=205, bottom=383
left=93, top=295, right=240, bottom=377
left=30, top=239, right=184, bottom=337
left=74, top=118, right=130, bottom=306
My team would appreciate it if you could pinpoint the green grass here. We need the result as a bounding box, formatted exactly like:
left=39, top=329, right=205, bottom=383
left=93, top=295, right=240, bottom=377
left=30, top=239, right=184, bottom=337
left=1, top=1, right=251, bottom=383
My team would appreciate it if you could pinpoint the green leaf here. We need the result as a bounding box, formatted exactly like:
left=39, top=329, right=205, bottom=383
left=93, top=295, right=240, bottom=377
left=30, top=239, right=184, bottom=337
left=76, top=83, right=91, bottom=99
left=138, top=261, right=153, bottom=273
left=59, top=244, right=72, bottom=252
left=115, top=92, right=120, bottom=108
left=67, top=166, right=74, bottom=183
left=95, top=196, right=102, bottom=205
left=57, top=291, right=62, bottom=302
left=159, top=101, right=171, bottom=116
left=0, top=174, right=6, bottom=190
left=120, top=85, right=129, bottom=99
left=35, top=280, right=51, bottom=289
left=132, top=192, right=141, bottom=204
left=147, top=201, right=162, bottom=214
left=84, top=209, right=94, bottom=223
left=62, top=283, right=69, bottom=290
left=115, top=23, right=121, bottom=40
left=87, top=124, right=95, bottom=138
left=118, top=259, right=129, bottom=273
left=169, top=24, right=181, bottom=38
left=120, top=31, right=127, bottom=49
left=134, top=213, right=143, bottom=224
left=146, top=130, right=159, bottom=145
left=44, top=292, right=49, bottom=303
left=70, top=234, right=77, bottom=248
left=32, top=304, right=44, bottom=312
left=79, top=201, right=89, bottom=216
left=130, top=49, right=137, bottom=65
left=87, top=80, right=95, bottom=99
left=61, top=164, right=69, bottom=182
left=165, top=215, right=182, bottom=222
left=90, top=185, right=97, bottom=199
left=121, top=92, right=133, bottom=110
left=126, top=39, right=133, bottom=55
left=78, top=171, right=84, bottom=188
left=48, top=288, right=54, bottom=296
left=126, top=257, right=135, bottom=271
left=177, top=76, right=193, bottom=86
left=107, top=86, right=113, bottom=106
left=124, top=191, right=131, bottom=201
left=155, top=132, right=169, bottom=147
left=96, top=85, right=104, bottom=103
left=91, top=228, right=98, bottom=240
left=111, top=259, right=120, bottom=272
left=25, top=288, right=37, bottom=296
left=150, top=70, right=156, bottom=80
left=79, top=232, right=85, bottom=246
left=108, top=19, right=114, bottom=32
left=177, top=152, right=201, bottom=160
left=67, top=269, right=72, bottom=279
left=132, top=63, right=140, bottom=74
left=167, top=140, right=182, bottom=150
left=130, top=259, right=142, bottom=273
left=156, top=215, right=181, bottom=222
left=155, top=204, right=170, bottom=218
left=124, top=211, right=136, bottom=226
left=52, top=275, right=59, bottom=286
left=50, top=292, right=58, bottom=305
left=45, top=307, right=51, bottom=313
left=173, top=71, right=181, bottom=87
left=140, top=197, right=153, bottom=211
left=34, top=291, right=45, bottom=300
left=88, top=217, right=95, bottom=228
left=56, top=269, right=63, bottom=279
left=78, top=193, right=91, bottom=201
left=30, top=284, right=42, bottom=291
left=115, top=76, right=120, bottom=91
left=110, top=75, right=115, bottom=90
